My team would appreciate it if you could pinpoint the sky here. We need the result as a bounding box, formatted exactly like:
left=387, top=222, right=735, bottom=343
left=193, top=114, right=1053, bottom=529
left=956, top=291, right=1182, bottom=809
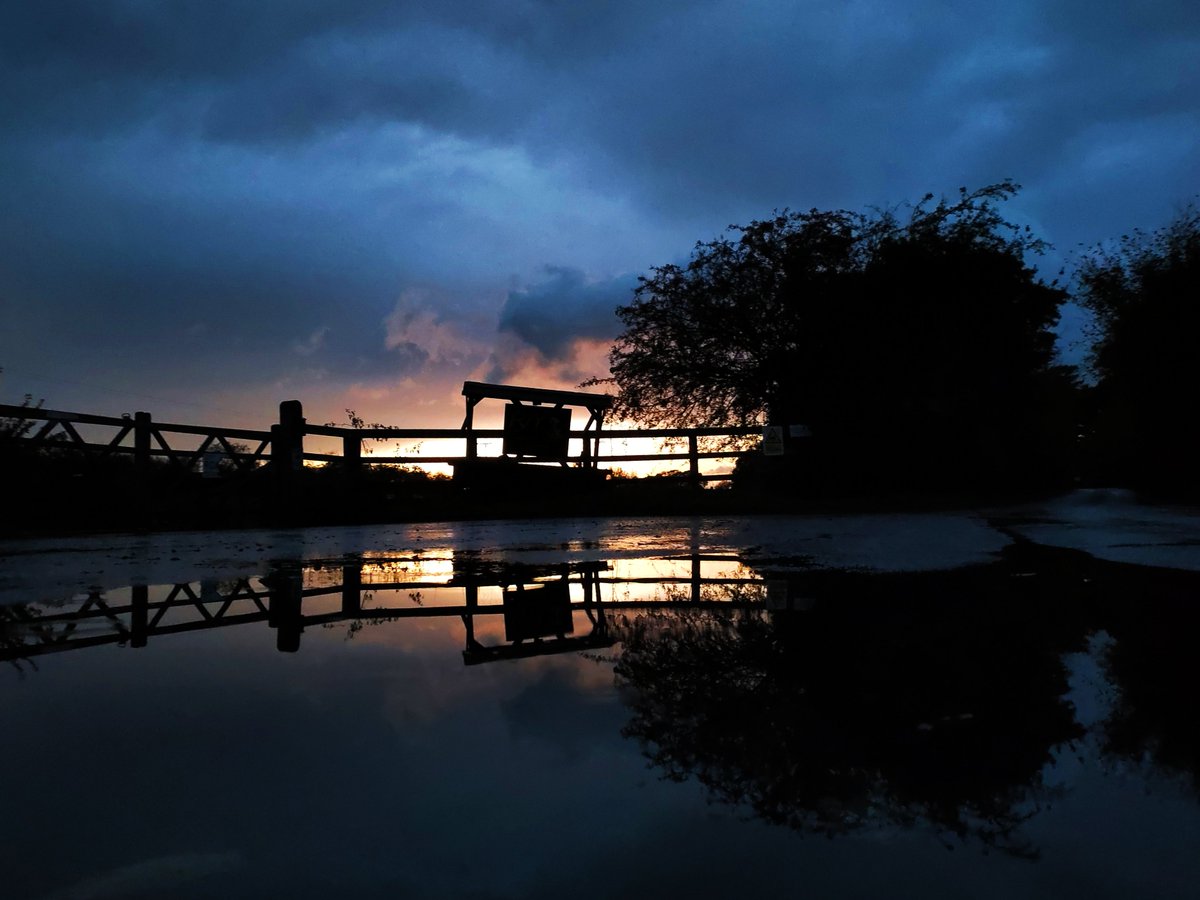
left=1, top=1, right=1197, bottom=434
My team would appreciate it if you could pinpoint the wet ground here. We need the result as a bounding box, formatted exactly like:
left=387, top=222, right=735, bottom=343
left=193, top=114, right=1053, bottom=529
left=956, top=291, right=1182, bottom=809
left=2, top=489, right=1198, bottom=898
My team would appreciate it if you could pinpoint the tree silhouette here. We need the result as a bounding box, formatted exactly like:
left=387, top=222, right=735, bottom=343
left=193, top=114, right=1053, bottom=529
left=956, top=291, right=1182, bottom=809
left=599, top=183, right=1073, bottom=492
left=1075, top=203, right=1200, bottom=491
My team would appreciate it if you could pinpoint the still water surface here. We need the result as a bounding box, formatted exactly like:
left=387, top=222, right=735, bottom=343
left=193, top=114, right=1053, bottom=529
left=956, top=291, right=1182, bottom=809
left=3, top=501, right=1199, bottom=898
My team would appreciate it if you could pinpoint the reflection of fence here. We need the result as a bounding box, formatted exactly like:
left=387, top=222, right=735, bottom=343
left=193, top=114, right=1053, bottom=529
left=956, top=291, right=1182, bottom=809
left=0, top=400, right=759, bottom=482
left=1, top=558, right=765, bottom=664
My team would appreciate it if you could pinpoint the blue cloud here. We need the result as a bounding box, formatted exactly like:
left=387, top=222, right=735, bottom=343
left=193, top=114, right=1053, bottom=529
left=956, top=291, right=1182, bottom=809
left=498, top=268, right=634, bottom=360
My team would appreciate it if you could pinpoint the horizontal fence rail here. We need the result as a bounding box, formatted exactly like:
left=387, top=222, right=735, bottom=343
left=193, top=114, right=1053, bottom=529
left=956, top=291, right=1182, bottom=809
left=0, top=401, right=764, bottom=482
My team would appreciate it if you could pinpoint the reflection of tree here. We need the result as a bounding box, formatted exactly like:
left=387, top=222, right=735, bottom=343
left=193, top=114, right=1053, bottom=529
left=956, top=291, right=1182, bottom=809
left=0, top=603, right=37, bottom=673
left=614, top=553, right=1091, bottom=855
left=1098, top=568, right=1200, bottom=792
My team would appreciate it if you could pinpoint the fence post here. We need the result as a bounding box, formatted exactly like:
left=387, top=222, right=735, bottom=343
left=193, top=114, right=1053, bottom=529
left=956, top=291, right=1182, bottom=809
left=267, top=564, right=304, bottom=653
left=134, top=412, right=151, bottom=474
left=343, top=432, right=362, bottom=473
left=341, top=561, right=362, bottom=616
left=463, top=582, right=479, bottom=650
left=130, top=584, right=149, bottom=648
left=271, top=400, right=305, bottom=478
left=688, top=433, right=700, bottom=490
left=463, top=401, right=478, bottom=460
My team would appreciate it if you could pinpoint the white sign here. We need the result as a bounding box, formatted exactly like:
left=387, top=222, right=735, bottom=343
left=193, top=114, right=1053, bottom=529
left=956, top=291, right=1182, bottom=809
left=201, top=448, right=223, bottom=478
left=762, top=426, right=785, bottom=456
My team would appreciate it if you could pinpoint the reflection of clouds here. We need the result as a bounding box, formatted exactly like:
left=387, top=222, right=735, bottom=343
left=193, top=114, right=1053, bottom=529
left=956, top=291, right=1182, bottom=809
left=41, top=851, right=243, bottom=900
left=1063, top=632, right=1117, bottom=731
left=328, top=615, right=497, bottom=731
left=370, top=614, right=613, bottom=734
left=332, top=606, right=470, bottom=654
left=501, top=665, right=626, bottom=761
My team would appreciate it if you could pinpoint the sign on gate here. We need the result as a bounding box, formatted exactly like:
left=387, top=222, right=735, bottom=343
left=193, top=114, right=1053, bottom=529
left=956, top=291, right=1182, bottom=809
left=503, top=403, right=572, bottom=459
left=762, top=425, right=785, bottom=456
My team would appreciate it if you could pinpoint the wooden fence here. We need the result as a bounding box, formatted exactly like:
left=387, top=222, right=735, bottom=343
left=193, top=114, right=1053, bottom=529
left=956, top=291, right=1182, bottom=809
left=0, top=400, right=761, bottom=484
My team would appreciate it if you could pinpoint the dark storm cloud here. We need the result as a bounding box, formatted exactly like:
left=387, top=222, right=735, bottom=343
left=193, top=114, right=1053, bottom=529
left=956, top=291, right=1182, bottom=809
left=0, top=1, right=695, bottom=142
left=558, top=1, right=1200, bottom=225
left=498, top=268, right=633, bottom=360
left=0, top=133, right=401, bottom=380
left=202, top=68, right=482, bottom=146
left=0, top=1, right=396, bottom=79
left=0, top=1, right=382, bottom=137
left=0, top=4, right=495, bottom=150
left=4, top=1, right=1195, bottom=194
left=558, top=4, right=953, bottom=213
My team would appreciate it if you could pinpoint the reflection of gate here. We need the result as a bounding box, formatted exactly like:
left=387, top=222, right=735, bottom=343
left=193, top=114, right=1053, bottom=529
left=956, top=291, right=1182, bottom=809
left=503, top=580, right=572, bottom=642
left=461, top=563, right=611, bottom=665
